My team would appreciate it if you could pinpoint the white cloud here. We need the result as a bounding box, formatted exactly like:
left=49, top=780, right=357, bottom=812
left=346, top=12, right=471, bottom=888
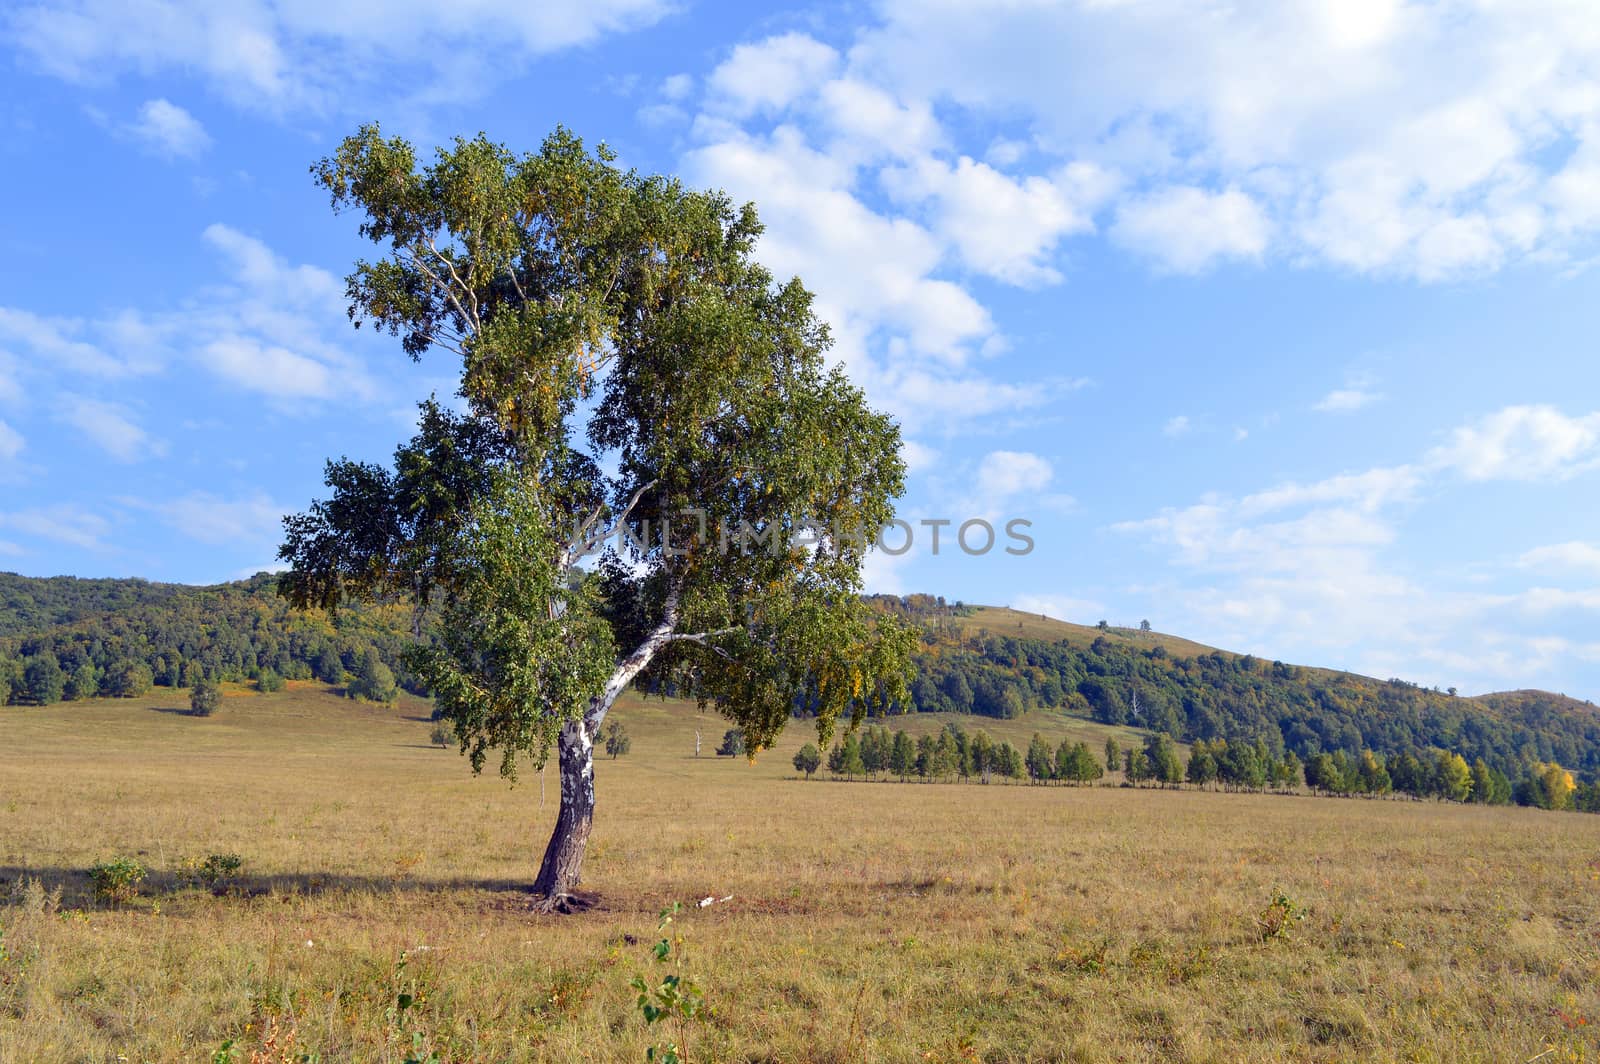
left=0, top=419, right=22, bottom=461
left=0, top=307, right=151, bottom=378
left=1426, top=405, right=1600, bottom=481
left=882, top=156, right=1106, bottom=285
left=1518, top=541, right=1600, bottom=577
left=126, top=98, right=209, bottom=157
left=0, top=504, right=110, bottom=550
left=1012, top=592, right=1104, bottom=622
left=1115, top=403, right=1600, bottom=690
left=9, top=0, right=671, bottom=113
left=974, top=450, right=1053, bottom=500
left=1112, top=186, right=1269, bottom=273
left=1162, top=415, right=1191, bottom=437
left=706, top=33, right=840, bottom=116
left=1315, top=387, right=1384, bottom=412
left=5, top=225, right=375, bottom=406
left=56, top=395, right=165, bottom=462
left=900, top=439, right=938, bottom=474
left=124, top=491, right=284, bottom=545
left=833, top=0, right=1600, bottom=280
left=660, top=73, right=693, bottom=101
left=201, top=336, right=336, bottom=400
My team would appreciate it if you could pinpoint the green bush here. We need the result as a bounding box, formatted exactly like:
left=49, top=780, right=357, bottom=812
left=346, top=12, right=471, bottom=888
left=256, top=669, right=285, bottom=693
left=190, top=679, right=222, bottom=716
left=88, top=858, right=147, bottom=905
left=180, top=853, right=243, bottom=889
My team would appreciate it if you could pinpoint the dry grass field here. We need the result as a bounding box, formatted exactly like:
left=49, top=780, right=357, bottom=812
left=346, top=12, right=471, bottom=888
left=2, top=684, right=1598, bottom=1062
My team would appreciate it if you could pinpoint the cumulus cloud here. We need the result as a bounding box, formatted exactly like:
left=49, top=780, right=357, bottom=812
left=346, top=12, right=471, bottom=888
left=56, top=395, right=165, bottom=462
left=1112, top=186, right=1269, bottom=273
left=0, top=504, right=110, bottom=551
left=1162, top=415, right=1191, bottom=437
left=1012, top=592, right=1104, bottom=622
left=882, top=156, right=1107, bottom=285
left=829, top=0, right=1600, bottom=280
left=706, top=33, right=840, bottom=116
left=1426, top=405, right=1600, bottom=481
left=974, top=450, right=1053, bottom=500
left=122, top=490, right=284, bottom=545
left=0, top=419, right=22, bottom=462
left=1115, top=403, right=1600, bottom=691
left=1517, top=541, right=1600, bottom=577
left=4, top=224, right=376, bottom=406
left=125, top=98, right=209, bottom=157
left=1315, top=387, right=1385, bottom=413
left=9, top=0, right=671, bottom=113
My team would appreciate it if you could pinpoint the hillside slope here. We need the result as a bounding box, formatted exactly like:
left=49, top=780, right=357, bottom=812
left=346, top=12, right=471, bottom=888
left=2, top=574, right=1596, bottom=782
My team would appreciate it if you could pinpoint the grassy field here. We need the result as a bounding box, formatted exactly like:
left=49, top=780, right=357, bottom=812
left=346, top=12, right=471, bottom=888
left=954, top=606, right=1227, bottom=660
left=2, top=685, right=1598, bottom=1062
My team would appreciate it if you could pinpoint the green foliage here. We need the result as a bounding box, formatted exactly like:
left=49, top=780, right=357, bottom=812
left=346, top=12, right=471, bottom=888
left=876, top=596, right=1600, bottom=787
left=1025, top=732, right=1055, bottom=782
left=1257, top=892, right=1309, bottom=942
left=19, top=653, right=64, bottom=705
left=1056, top=739, right=1103, bottom=784
left=604, top=721, right=632, bottom=759
left=348, top=647, right=399, bottom=705
left=190, top=679, right=222, bottom=717
left=716, top=729, right=744, bottom=758
left=88, top=858, right=146, bottom=905
left=828, top=734, right=866, bottom=778
left=630, top=903, right=704, bottom=1064
left=256, top=668, right=285, bottom=693
left=102, top=660, right=153, bottom=698
left=792, top=742, right=821, bottom=778
left=180, top=853, right=243, bottom=889
left=280, top=124, right=914, bottom=799
left=429, top=722, right=454, bottom=748
left=1186, top=746, right=1218, bottom=786
left=1144, top=733, right=1184, bottom=785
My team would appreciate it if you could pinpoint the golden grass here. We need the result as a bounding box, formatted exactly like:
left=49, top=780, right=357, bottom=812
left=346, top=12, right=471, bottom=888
left=2, top=686, right=1598, bottom=1062
left=955, top=606, right=1227, bottom=660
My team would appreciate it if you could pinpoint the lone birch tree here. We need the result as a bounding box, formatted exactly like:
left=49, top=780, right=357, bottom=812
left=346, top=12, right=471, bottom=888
left=278, top=126, right=912, bottom=909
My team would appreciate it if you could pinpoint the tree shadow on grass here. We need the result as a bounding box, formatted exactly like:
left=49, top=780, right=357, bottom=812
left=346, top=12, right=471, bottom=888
left=147, top=705, right=204, bottom=717
left=0, top=864, right=564, bottom=913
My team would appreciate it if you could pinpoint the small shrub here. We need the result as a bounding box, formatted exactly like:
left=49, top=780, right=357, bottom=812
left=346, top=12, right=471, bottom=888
left=1258, top=891, right=1308, bottom=942
left=716, top=728, right=743, bottom=757
left=180, top=853, right=244, bottom=889
left=88, top=858, right=147, bottom=905
left=429, top=722, right=453, bottom=748
left=256, top=669, right=285, bottom=693
left=604, top=720, right=632, bottom=759
left=630, top=902, right=704, bottom=1064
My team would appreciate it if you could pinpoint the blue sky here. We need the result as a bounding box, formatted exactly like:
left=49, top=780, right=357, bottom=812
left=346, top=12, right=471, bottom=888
left=2, top=0, right=1599, bottom=698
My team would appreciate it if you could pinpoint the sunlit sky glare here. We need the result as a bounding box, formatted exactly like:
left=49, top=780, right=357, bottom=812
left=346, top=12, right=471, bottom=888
left=2, top=0, right=1599, bottom=698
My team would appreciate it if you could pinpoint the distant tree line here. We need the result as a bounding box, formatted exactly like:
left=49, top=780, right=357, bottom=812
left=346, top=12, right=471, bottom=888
left=804, top=724, right=1600, bottom=813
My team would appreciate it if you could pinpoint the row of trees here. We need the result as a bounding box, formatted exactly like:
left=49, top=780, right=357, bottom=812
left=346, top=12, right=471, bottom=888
left=792, top=722, right=1108, bottom=785
left=800, top=725, right=1600, bottom=813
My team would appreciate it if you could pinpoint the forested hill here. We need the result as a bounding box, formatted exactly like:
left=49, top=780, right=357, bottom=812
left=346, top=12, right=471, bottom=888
left=0, top=572, right=424, bottom=699
left=2, top=573, right=1596, bottom=784
left=868, top=596, right=1600, bottom=783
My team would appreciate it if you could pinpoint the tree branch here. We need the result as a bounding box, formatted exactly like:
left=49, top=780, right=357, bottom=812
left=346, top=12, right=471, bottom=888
left=562, top=478, right=658, bottom=566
